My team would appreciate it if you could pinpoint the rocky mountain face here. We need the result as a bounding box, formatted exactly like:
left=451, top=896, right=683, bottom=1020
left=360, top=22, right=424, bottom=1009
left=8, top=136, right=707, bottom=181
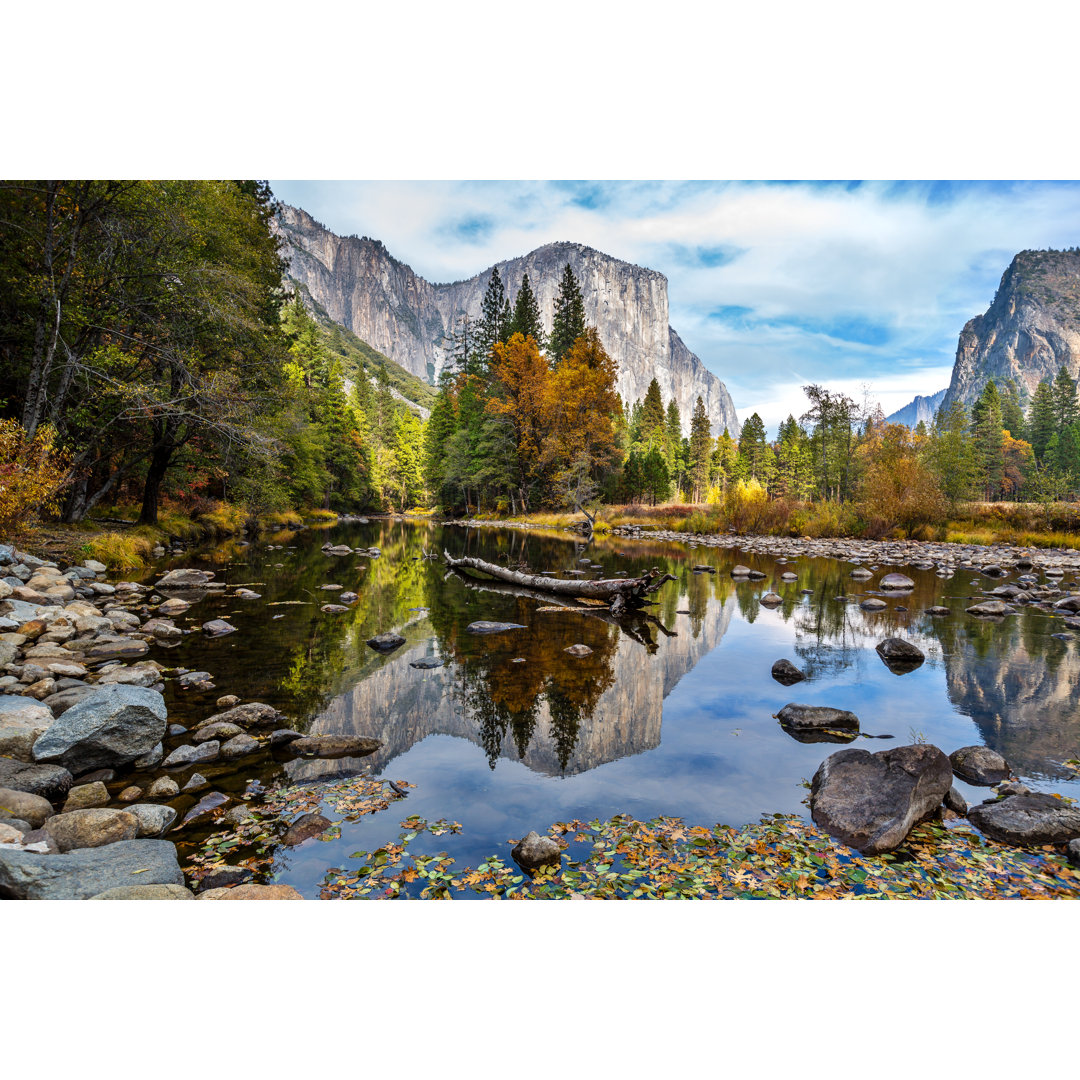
left=942, top=249, right=1080, bottom=410
left=274, top=204, right=740, bottom=437
left=885, top=388, right=946, bottom=428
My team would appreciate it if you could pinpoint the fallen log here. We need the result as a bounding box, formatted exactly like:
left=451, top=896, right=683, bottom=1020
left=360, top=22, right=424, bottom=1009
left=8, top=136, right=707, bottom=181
left=444, top=550, right=675, bottom=610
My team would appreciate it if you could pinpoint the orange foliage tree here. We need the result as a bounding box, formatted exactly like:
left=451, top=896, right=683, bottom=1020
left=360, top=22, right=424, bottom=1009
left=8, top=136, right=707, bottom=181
left=856, top=421, right=946, bottom=537
left=0, top=419, right=71, bottom=531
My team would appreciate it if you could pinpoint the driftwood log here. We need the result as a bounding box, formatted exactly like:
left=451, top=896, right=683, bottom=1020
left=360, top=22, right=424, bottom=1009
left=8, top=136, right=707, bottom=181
left=443, top=550, right=675, bottom=614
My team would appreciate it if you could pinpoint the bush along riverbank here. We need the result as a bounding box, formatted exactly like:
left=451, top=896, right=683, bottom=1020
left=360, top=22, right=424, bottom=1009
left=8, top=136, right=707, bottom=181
left=2, top=537, right=1079, bottom=899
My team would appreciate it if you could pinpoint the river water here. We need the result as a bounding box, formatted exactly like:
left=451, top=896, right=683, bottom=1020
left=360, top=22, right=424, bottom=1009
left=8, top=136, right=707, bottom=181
left=133, top=520, right=1080, bottom=896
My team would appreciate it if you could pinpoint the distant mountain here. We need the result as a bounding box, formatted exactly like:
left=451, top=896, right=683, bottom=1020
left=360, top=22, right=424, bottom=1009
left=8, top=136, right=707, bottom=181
left=885, top=388, right=947, bottom=428
left=942, top=249, right=1080, bottom=410
left=274, top=204, right=740, bottom=437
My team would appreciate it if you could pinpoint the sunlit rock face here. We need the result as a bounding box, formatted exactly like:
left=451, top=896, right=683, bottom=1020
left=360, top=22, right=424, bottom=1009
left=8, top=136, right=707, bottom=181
left=285, top=594, right=734, bottom=783
left=942, top=249, right=1080, bottom=409
left=274, top=205, right=740, bottom=438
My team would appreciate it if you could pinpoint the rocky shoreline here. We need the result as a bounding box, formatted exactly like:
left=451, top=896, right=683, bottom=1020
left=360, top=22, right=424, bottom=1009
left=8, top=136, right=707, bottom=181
left=0, top=542, right=383, bottom=899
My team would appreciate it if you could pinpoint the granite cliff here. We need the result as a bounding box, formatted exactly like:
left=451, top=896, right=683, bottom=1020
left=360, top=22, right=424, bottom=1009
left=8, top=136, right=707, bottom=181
left=942, top=249, right=1080, bottom=410
left=274, top=204, right=740, bottom=437
left=885, top=388, right=947, bottom=428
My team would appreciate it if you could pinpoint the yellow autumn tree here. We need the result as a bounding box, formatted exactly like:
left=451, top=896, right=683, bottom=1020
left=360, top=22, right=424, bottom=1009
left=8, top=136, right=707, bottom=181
left=856, top=421, right=946, bottom=537
left=0, top=420, right=71, bottom=531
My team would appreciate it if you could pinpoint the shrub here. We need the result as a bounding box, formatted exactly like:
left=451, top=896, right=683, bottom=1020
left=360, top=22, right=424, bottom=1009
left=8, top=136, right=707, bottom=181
left=0, top=420, right=71, bottom=531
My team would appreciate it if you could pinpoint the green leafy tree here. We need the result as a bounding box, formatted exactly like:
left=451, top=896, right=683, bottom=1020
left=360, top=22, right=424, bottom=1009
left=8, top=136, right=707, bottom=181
left=927, top=400, right=975, bottom=506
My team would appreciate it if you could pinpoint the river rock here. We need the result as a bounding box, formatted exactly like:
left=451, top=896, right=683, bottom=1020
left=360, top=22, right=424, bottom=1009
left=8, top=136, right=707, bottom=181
left=511, top=830, right=561, bottom=871
left=966, top=600, right=1014, bottom=617
left=0, top=786, right=55, bottom=829
left=284, top=735, right=380, bottom=758
left=770, top=659, right=806, bottom=685
left=809, top=743, right=954, bottom=854
left=759, top=592, right=783, bottom=607
left=944, top=787, right=968, bottom=815
left=197, top=883, right=303, bottom=899
left=879, top=573, right=915, bottom=590
left=63, top=781, right=110, bottom=811
left=215, top=695, right=240, bottom=709
left=43, top=808, right=140, bottom=852
left=201, top=619, right=236, bottom=637
left=147, top=776, right=180, bottom=799
left=86, top=638, right=150, bottom=660
left=118, top=786, right=143, bottom=802
left=176, top=670, right=214, bottom=689
left=269, top=728, right=303, bottom=747
left=182, top=773, right=209, bottom=793
left=0, top=759, right=73, bottom=799
left=157, top=597, right=191, bottom=616
left=98, top=661, right=164, bottom=689
left=465, top=621, right=526, bottom=634
left=367, top=632, right=406, bottom=651
left=32, top=685, right=167, bottom=773
left=123, top=803, right=177, bottom=837
left=0, top=821, right=26, bottom=844
left=195, top=864, right=254, bottom=892
left=859, top=598, right=887, bottom=611
left=564, top=644, right=593, bottom=657
left=325, top=545, right=353, bottom=556
left=875, top=637, right=925, bottom=673
left=283, top=812, right=331, bottom=846
left=321, top=604, right=348, bottom=614
left=180, top=791, right=229, bottom=827
left=0, top=696, right=54, bottom=760
left=42, top=684, right=98, bottom=716
left=949, top=745, right=1012, bottom=786
left=849, top=568, right=874, bottom=580
left=162, top=740, right=220, bottom=768
left=220, top=732, right=260, bottom=759
left=1069, top=839, right=1080, bottom=868
left=89, top=883, right=194, bottom=899
left=0, top=839, right=184, bottom=899
left=410, top=657, right=444, bottom=669
left=926, top=606, right=951, bottom=616
left=196, top=701, right=284, bottom=731
left=776, top=703, right=860, bottom=733
left=192, top=721, right=243, bottom=742
left=156, top=568, right=216, bottom=589
left=968, top=793, right=1080, bottom=846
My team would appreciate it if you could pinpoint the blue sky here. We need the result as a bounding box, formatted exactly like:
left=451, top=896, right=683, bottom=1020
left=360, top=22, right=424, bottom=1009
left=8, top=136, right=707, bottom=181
left=270, top=180, right=1080, bottom=433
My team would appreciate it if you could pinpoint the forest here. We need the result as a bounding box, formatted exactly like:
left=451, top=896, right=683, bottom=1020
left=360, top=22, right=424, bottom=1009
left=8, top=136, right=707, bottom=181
left=5, top=179, right=1080, bottom=549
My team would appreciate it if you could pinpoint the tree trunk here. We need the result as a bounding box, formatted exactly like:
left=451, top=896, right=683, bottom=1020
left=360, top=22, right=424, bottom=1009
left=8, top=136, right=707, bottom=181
left=138, top=443, right=173, bottom=525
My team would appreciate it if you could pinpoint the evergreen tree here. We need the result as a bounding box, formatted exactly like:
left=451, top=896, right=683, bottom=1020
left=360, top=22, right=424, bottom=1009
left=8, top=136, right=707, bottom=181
left=999, top=380, right=1025, bottom=436
left=687, top=396, right=712, bottom=502
left=424, top=379, right=458, bottom=503
left=737, top=412, right=776, bottom=489
left=639, top=378, right=666, bottom=443
left=971, top=381, right=1005, bottom=499
left=1053, top=365, right=1079, bottom=430
left=1027, top=379, right=1056, bottom=462
left=776, top=415, right=813, bottom=500
left=549, top=263, right=586, bottom=362
left=712, top=428, right=738, bottom=489
left=476, top=266, right=509, bottom=359
left=508, top=273, right=546, bottom=350
left=665, top=398, right=682, bottom=472
left=642, top=445, right=671, bottom=504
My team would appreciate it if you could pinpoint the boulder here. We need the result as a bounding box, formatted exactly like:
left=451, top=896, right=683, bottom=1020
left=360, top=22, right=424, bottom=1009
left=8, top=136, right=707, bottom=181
left=1068, top=838, right=1080, bottom=868
left=859, top=598, right=887, bottom=611
left=162, top=741, right=220, bottom=768
left=220, top=733, right=260, bottom=759
left=42, top=808, right=140, bottom=851
left=464, top=622, right=526, bottom=634
left=201, top=619, right=236, bottom=637
left=0, top=759, right=73, bottom=800
left=192, top=721, right=243, bottom=743
left=147, top=776, right=180, bottom=799
left=0, top=696, right=54, bottom=760
left=86, top=638, right=149, bottom=660
left=269, top=728, right=303, bottom=747
left=968, top=794, right=1080, bottom=847
left=564, top=644, right=593, bottom=657
left=511, top=830, right=562, bottom=871
left=282, top=812, right=331, bottom=847
left=62, top=781, right=110, bottom=811
left=809, top=743, right=954, bottom=854
left=32, top=685, right=167, bottom=773
left=759, top=592, right=783, bottom=607
left=367, top=632, right=406, bottom=652
left=775, top=703, right=860, bottom=733
left=966, top=601, right=1014, bottom=617
left=43, top=683, right=98, bottom=715
left=944, top=787, right=968, bottom=816
left=284, top=735, right=380, bottom=759
left=0, top=839, right=184, bottom=899
left=879, top=573, right=915, bottom=590
left=156, top=568, right=216, bottom=589
left=771, top=659, right=806, bottom=685
left=875, top=637, right=925, bottom=673
left=123, top=802, right=177, bottom=838
left=0, top=786, right=55, bottom=829
left=195, top=702, right=284, bottom=731
left=949, top=746, right=1012, bottom=786
left=197, top=883, right=303, bottom=900
left=89, top=884, right=194, bottom=899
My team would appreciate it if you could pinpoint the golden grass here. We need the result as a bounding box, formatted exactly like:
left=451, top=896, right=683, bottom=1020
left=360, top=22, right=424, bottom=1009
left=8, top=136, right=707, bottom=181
left=80, top=531, right=155, bottom=570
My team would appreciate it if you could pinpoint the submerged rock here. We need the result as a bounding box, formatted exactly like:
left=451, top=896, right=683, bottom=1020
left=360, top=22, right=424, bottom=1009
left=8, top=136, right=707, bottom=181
left=810, top=743, right=954, bottom=854
left=759, top=592, right=783, bottom=607
left=770, top=659, right=806, bottom=685
left=201, top=619, right=237, bottom=637
left=968, top=793, right=1080, bottom=847
left=949, top=745, right=1012, bottom=786
left=284, top=735, right=380, bottom=759
left=511, top=830, right=562, bottom=871
left=465, top=621, right=526, bottom=634
left=875, top=637, right=925, bottom=673
left=564, top=644, right=593, bottom=657
left=283, top=812, right=331, bottom=847
left=410, top=657, right=444, bottom=669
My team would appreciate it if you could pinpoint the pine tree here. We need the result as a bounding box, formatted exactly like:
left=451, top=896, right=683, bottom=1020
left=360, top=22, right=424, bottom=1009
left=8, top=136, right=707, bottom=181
left=737, top=412, right=776, bottom=489
left=508, top=273, right=546, bottom=350
left=476, top=266, right=509, bottom=359
left=1027, top=380, right=1056, bottom=462
left=776, top=415, right=813, bottom=499
left=971, top=381, right=1005, bottom=499
left=1052, top=365, right=1079, bottom=430
left=999, top=380, right=1025, bottom=436
left=639, top=378, right=666, bottom=444
left=549, top=263, right=586, bottom=362
left=712, top=428, right=738, bottom=489
left=665, top=399, right=682, bottom=472
left=688, top=396, right=712, bottom=502
left=424, top=379, right=458, bottom=503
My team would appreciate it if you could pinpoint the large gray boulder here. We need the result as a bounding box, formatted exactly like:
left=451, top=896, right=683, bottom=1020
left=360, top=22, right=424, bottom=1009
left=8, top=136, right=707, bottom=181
left=875, top=638, right=925, bottom=673
left=810, top=743, right=954, bottom=854
left=879, top=573, right=915, bottom=590
left=0, top=696, right=54, bottom=760
left=968, top=794, right=1080, bottom=847
left=0, top=839, right=184, bottom=899
left=771, top=659, right=806, bottom=686
left=776, top=704, right=860, bottom=733
left=0, top=759, right=73, bottom=800
left=31, top=685, right=167, bottom=773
